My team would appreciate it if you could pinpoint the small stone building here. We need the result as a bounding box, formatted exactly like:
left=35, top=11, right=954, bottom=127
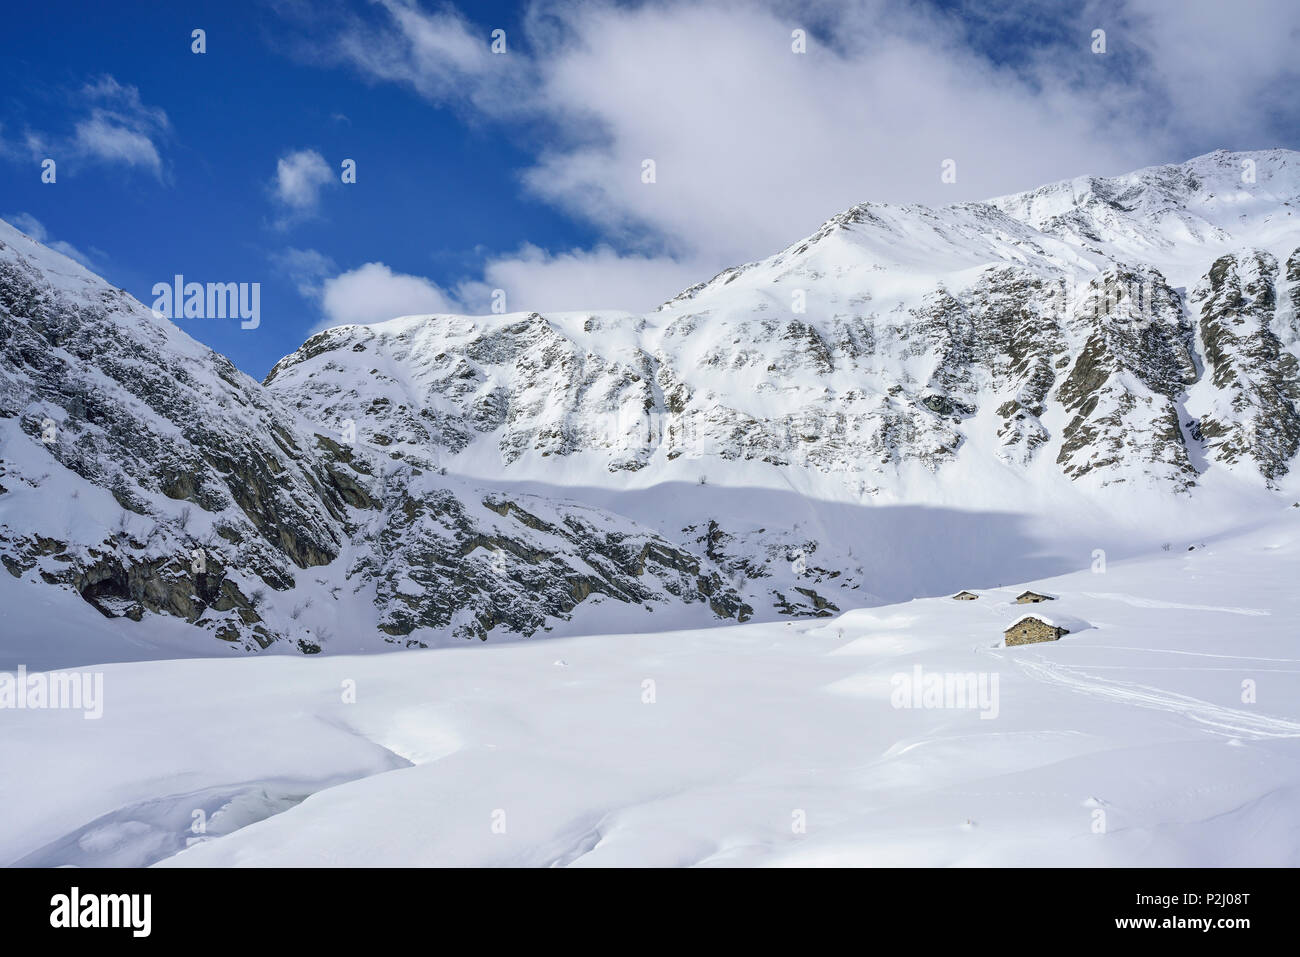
left=1015, top=590, right=1055, bottom=604
left=1004, top=614, right=1068, bottom=646
left=952, top=591, right=979, bottom=601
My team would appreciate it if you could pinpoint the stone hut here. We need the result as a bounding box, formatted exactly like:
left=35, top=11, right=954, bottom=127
left=1004, top=614, right=1068, bottom=646
left=1015, top=590, right=1055, bottom=604
left=952, top=591, right=979, bottom=601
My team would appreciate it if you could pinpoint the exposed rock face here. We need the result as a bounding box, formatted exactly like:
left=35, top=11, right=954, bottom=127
left=1192, top=250, right=1300, bottom=485
left=354, top=483, right=751, bottom=644
left=0, top=231, right=353, bottom=650
left=1054, top=267, right=1199, bottom=487
left=0, top=221, right=753, bottom=650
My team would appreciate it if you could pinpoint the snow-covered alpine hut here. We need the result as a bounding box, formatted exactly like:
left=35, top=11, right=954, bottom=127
left=1004, top=614, right=1068, bottom=646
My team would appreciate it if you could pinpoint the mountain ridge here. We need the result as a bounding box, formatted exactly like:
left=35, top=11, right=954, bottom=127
left=3, top=149, right=1299, bottom=658
left=267, top=148, right=1300, bottom=496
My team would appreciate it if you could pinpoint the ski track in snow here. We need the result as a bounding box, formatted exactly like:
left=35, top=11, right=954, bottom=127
left=1085, top=646, right=1300, bottom=663
left=1009, top=655, right=1300, bottom=739
left=1079, top=593, right=1271, bottom=616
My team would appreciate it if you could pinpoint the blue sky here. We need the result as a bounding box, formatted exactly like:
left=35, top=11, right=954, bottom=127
left=2, top=0, right=1298, bottom=377
left=0, top=0, right=589, bottom=375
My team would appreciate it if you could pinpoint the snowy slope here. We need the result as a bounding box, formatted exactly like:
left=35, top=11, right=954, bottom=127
left=4, top=510, right=1298, bottom=866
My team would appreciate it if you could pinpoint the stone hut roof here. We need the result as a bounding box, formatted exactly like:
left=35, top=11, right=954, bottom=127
left=1005, top=613, right=1057, bottom=630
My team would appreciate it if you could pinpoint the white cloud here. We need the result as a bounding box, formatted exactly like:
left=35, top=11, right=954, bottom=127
left=73, top=116, right=162, bottom=171
left=78, top=78, right=169, bottom=172
left=310, top=1, right=1170, bottom=262
left=271, top=247, right=338, bottom=298
left=296, top=0, right=530, bottom=116
left=11, top=75, right=172, bottom=178
left=1100, top=0, right=1300, bottom=146
left=299, top=243, right=704, bottom=331
left=6, top=212, right=48, bottom=240
left=316, top=261, right=455, bottom=332
left=282, top=0, right=1300, bottom=317
left=272, top=149, right=336, bottom=224
left=456, top=244, right=710, bottom=314
left=4, top=212, right=100, bottom=270
left=515, top=0, right=1172, bottom=263
left=302, top=245, right=704, bottom=330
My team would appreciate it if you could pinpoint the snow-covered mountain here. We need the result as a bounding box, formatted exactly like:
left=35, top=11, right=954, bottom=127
left=270, top=149, right=1300, bottom=495
left=3, top=149, right=1299, bottom=656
